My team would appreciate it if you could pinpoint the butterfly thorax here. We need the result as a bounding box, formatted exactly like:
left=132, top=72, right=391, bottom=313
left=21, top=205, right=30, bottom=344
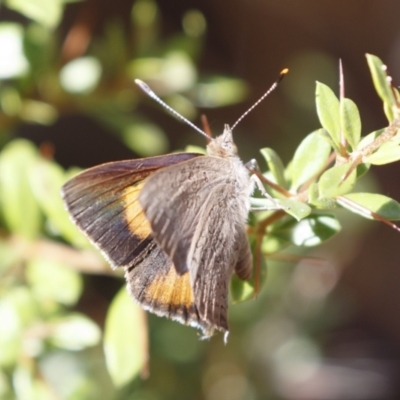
left=205, top=125, right=254, bottom=221
left=206, top=125, right=238, bottom=158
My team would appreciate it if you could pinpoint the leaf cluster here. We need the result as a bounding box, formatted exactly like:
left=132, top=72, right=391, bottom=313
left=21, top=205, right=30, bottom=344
left=233, top=54, right=400, bottom=302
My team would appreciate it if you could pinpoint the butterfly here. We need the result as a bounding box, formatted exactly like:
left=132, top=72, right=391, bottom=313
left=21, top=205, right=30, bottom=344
left=62, top=71, right=287, bottom=341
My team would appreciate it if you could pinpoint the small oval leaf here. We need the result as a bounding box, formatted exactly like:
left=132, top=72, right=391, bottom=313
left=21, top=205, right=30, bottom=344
left=357, top=129, right=384, bottom=150
left=194, top=76, right=248, bottom=107
left=26, top=258, right=83, bottom=306
left=6, top=0, right=63, bottom=28
left=338, top=193, right=400, bottom=220
left=318, top=163, right=356, bottom=199
left=365, top=142, right=400, bottom=165
left=104, top=288, right=148, bottom=387
left=366, top=54, right=396, bottom=122
left=123, top=122, right=169, bottom=157
left=230, top=275, right=255, bottom=303
left=316, top=82, right=341, bottom=147
left=290, top=130, right=332, bottom=190
left=340, top=98, right=361, bottom=150
left=0, top=140, right=41, bottom=238
left=270, top=214, right=341, bottom=247
left=49, top=313, right=101, bottom=350
left=260, top=148, right=287, bottom=188
left=30, top=159, right=89, bottom=248
left=278, top=199, right=312, bottom=221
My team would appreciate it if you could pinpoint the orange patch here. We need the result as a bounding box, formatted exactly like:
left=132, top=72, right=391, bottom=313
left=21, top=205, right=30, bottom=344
left=122, top=183, right=152, bottom=239
left=148, top=264, right=194, bottom=308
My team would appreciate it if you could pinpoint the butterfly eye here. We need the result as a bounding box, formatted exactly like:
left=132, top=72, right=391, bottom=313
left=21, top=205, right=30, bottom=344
left=223, top=141, right=238, bottom=154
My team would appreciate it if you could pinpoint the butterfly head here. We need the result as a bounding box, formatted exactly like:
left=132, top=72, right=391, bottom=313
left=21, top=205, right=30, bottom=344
left=207, top=125, right=238, bottom=158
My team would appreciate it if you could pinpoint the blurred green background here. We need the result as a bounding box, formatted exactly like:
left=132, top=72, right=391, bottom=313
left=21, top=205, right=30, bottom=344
left=1, top=1, right=400, bottom=399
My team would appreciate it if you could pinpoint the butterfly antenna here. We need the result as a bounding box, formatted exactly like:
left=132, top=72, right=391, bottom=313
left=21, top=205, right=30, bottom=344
left=135, top=79, right=210, bottom=140
left=231, top=68, right=289, bottom=130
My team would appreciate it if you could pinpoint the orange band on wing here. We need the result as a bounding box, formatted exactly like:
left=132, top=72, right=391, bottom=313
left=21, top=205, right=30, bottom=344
left=147, top=264, right=194, bottom=308
left=122, top=182, right=152, bottom=239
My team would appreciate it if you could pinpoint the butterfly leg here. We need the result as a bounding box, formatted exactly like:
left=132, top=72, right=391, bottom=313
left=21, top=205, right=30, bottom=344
left=245, top=159, right=288, bottom=212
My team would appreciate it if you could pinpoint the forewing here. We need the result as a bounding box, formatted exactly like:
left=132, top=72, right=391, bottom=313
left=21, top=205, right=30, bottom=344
left=139, top=156, right=229, bottom=274
left=62, top=152, right=227, bottom=336
left=62, top=153, right=201, bottom=268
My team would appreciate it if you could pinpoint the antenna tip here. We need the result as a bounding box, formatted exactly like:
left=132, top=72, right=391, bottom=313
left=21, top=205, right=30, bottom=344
left=280, top=68, right=289, bottom=76
left=134, top=78, right=143, bottom=86
left=135, top=79, right=151, bottom=94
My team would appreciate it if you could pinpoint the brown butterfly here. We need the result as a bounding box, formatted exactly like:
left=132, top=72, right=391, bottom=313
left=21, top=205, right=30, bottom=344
left=61, top=71, right=287, bottom=341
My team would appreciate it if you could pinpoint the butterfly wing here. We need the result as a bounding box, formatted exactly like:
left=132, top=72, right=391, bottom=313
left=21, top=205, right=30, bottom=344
left=124, top=242, right=212, bottom=332
left=139, top=156, right=233, bottom=274
left=62, top=153, right=201, bottom=269
left=62, top=153, right=211, bottom=331
left=139, top=156, right=253, bottom=334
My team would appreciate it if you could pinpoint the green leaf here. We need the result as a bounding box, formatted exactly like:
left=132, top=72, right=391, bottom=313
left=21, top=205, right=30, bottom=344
left=24, top=23, right=54, bottom=76
left=20, top=100, right=58, bottom=125
left=261, top=234, right=289, bottom=254
left=0, top=86, right=22, bottom=117
left=0, top=240, right=19, bottom=274
left=26, top=258, right=83, bottom=306
left=338, top=193, right=400, bottom=220
left=290, top=130, right=332, bottom=190
left=0, top=287, right=39, bottom=367
left=30, top=158, right=90, bottom=248
left=249, top=197, right=287, bottom=211
left=356, top=162, right=370, bottom=179
left=270, top=214, right=341, bottom=247
left=278, top=199, right=312, bottom=221
left=104, top=288, right=147, bottom=387
left=59, top=56, right=102, bottom=94
left=13, top=365, right=54, bottom=400
left=365, top=141, right=400, bottom=165
left=184, top=144, right=206, bottom=154
left=131, top=0, right=158, bottom=29
left=182, top=9, right=207, bottom=38
left=357, top=129, right=384, bottom=150
left=193, top=76, right=248, bottom=108
left=316, top=82, right=341, bottom=147
left=0, top=140, right=41, bottom=238
left=366, top=54, right=396, bottom=122
left=48, top=313, right=101, bottom=350
left=0, top=371, right=10, bottom=398
left=260, top=148, right=287, bottom=188
left=230, top=275, right=255, bottom=303
left=318, top=163, right=356, bottom=199
left=5, top=0, right=64, bottom=28
left=122, top=122, right=169, bottom=157
left=316, top=128, right=340, bottom=152
left=0, top=23, right=29, bottom=79
left=5, top=287, right=39, bottom=326
left=340, top=98, right=361, bottom=149
left=308, top=182, right=320, bottom=205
